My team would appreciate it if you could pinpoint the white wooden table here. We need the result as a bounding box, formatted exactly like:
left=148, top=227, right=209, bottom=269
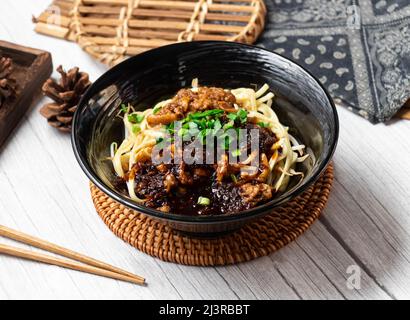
left=1, top=0, right=410, bottom=300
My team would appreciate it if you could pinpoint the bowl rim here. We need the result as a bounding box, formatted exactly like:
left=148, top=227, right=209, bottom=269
left=72, top=40, right=339, bottom=224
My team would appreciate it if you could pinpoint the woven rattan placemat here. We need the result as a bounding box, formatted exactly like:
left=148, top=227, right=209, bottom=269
left=34, top=0, right=266, bottom=66
left=90, top=164, right=333, bottom=266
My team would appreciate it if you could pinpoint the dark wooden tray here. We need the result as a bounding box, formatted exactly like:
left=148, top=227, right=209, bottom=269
left=0, top=41, right=52, bottom=148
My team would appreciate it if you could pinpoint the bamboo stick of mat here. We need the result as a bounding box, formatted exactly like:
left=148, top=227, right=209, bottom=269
left=0, top=243, right=144, bottom=285
left=0, top=224, right=145, bottom=284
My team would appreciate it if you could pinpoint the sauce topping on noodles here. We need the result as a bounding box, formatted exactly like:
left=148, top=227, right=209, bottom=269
left=110, top=80, right=309, bottom=215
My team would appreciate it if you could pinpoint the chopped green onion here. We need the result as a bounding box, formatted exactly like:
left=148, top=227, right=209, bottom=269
left=166, top=121, right=175, bottom=134
left=218, top=133, right=231, bottom=148
left=190, top=109, right=224, bottom=119
left=120, top=103, right=128, bottom=113
left=223, top=121, right=234, bottom=131
left=132, top=124, right=141, bottom=134
left=188, top=122, right=198, bottom=130
left=227, top=109, right=248, bottom=124
left=207, top=118, right=215, bottom=128
left=189, top=128, right=200, bottom=137
left=231, top=149, right=241, bottom=157
left=198, top=128, right=213, bottom=144
left=197, top=196, right=211, bottom=206
left=258, top=121, right=270, bottom=128
left=223, top=135, right=233, bottom=150
left=169, top=109, right=248, bottom=147
left=227, top=113, right=237, bottom=121
left=212, top=119, right=222, bottom=134
left=204, top=128, right=213, bottom=136
left=237, top=109, right=248, bottom=123
left=197, top=119, right=207, bottom=128
left=230, top=174, right=238, bottom=183
left=177, top=128, right=189, bottom=137
left=128, top=113, right=144, bottom=124
left=153, top=105, right=162, bottom=114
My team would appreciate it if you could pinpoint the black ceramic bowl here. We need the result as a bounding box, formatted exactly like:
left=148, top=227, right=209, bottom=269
left=72, top=41, right=338, bottom=237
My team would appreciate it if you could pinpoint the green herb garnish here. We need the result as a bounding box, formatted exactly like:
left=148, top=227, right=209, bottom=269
left=222, top=121, right=234, bottom=131
left=177, top=128, right=189, bottom=137
left=189, top=109, right=224, bottom=119
left=227, top=109, right=248, bottom=124
left=132, top=124, right=141, bottom=134
left=227, top=113, right=237, bottom=121
left=237, top=109, right=248, bottom=123
left=212, top=119, right=222, bottom=134
left=231, top=149, right=241, bottom=157
left=120, top=103, right=128, bottom=113
left=128, top=113, right=144, bottom=124
left=153, top=105, right=162, bottom=114
left=197, top=196, right=211, bottom=206
left=160, top=108, right=247, bottom=148
left=219, top=134, right=233, bottom=150
left=257, top=121, right=270, bottom=128
left=166, top=121, right=175, bottom=132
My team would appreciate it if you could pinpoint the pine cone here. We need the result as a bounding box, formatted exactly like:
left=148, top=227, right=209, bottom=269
left=40, top=65, right=91, bottom=132
left=0, top=56, right=18, bottom=107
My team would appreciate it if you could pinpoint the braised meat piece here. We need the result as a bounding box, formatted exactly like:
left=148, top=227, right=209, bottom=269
left=189, top=87, right=236, bottom=112
left=245, top=122, right=276, bottom=158
left=206, top=181, right=251, bottom=214
left=164, top=173, right=178, bottom=193
left=239, top=183, right=273, bottom=206
left=147, top=87, right=237, bottom=125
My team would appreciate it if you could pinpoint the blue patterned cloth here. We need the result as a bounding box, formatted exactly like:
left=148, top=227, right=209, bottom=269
left=257, top=0, right=410, bottom=123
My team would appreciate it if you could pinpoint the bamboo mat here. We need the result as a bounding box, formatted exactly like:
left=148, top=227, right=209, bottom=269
left=33, top=0, right=266, bottom=66
left=90, top=164, right=333, bottom=266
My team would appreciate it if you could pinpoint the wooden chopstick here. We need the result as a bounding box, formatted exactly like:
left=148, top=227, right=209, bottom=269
left=0, top=225, right=145, bottom=285
left=0, top=244, right=144, bottom=285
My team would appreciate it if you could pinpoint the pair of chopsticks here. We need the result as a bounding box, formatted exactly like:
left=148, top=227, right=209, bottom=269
left=0, top=225, right=145, bottom=285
